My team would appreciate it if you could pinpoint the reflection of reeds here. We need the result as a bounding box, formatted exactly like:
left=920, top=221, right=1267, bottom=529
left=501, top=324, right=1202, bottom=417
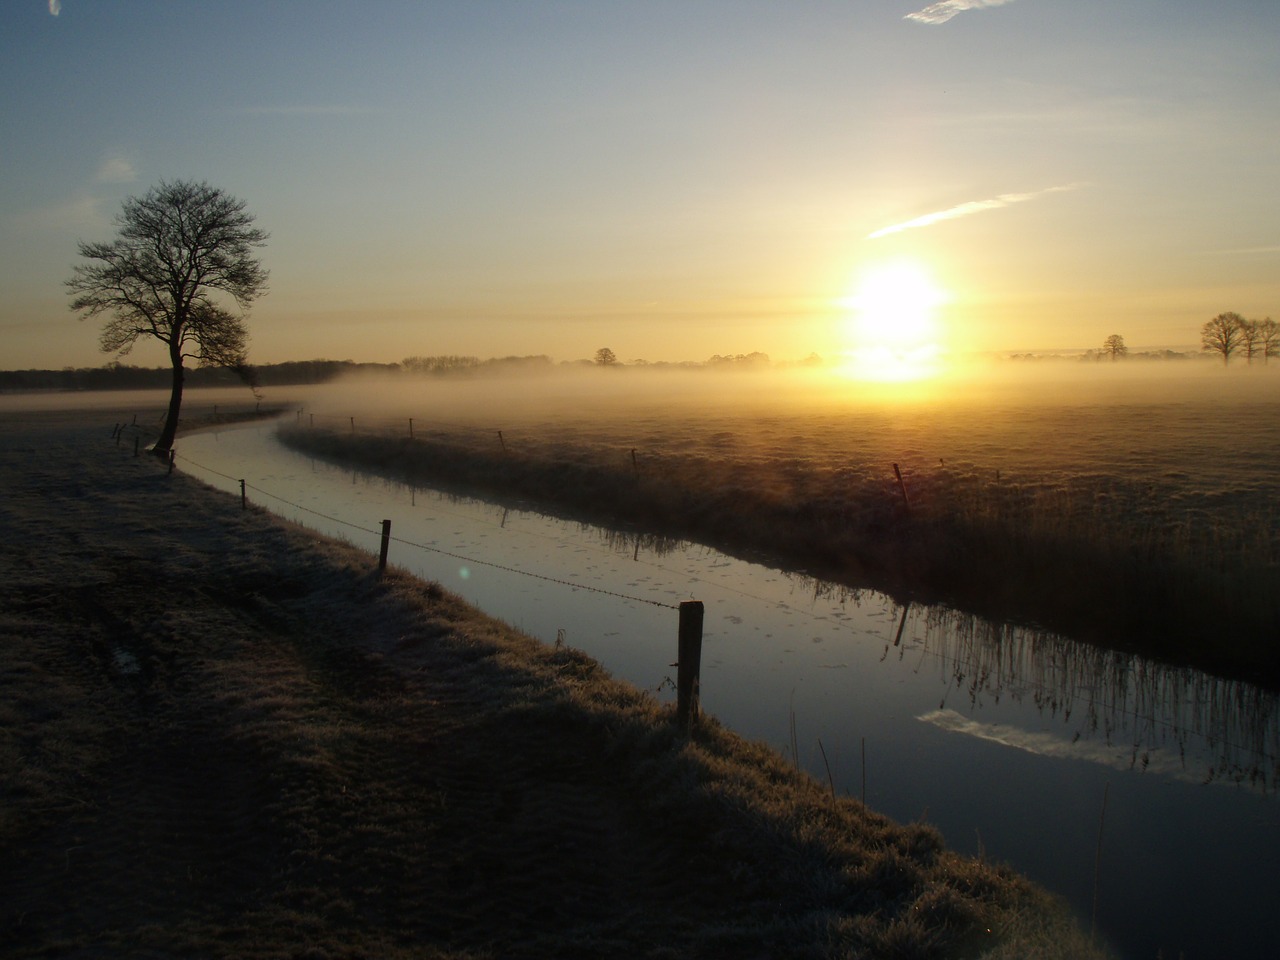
left=911, top=604, right=1280, bottom=793
left=277, top=415, right=1280, bottom=686
left=598, top=527, right=688, bottom=559
left=786, top=567, right=1279, bottom=790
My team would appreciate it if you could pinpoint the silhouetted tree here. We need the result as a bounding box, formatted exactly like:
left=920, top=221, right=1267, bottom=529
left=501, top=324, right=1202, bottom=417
left=1238, top=319, right=1263, bottom=364
left=402, top=355, right=481, bottom=375
left=594, top=347, right=618, bottom=366
left=67, top=179, right=269, bottom=455
left=707, top=352, right=770, bottom=369
left=1257, top=318, right=1279, bottom=364
left=1102, top=334, right=1128, bottom=361
left=1200, top=312, right=1245, bottom=366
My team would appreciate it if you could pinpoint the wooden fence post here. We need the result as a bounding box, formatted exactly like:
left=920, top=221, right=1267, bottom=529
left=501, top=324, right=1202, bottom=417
left=240, top=479, right=247, bottom=510
left=409, top=417, right=414, bottom=438
left=378, top=519, right=392, bottom=575
left=676, top=600, right=704, bottom=734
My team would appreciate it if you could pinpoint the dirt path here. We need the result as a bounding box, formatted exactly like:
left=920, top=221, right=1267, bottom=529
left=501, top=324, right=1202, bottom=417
left=0, top=411, right=1103, bottom=959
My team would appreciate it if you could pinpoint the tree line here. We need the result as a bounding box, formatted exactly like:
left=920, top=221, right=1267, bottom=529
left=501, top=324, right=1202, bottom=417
left=0, top=359, right=400, bottom=394
left=1199, top=312, right=1278, bottom=365
left=1094, top=313, right=1277, bottom=366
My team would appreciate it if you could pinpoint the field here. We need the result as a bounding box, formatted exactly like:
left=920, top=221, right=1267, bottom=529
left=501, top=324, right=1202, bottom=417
left=279, top=361, right=1280, bottom=687
left=0, top=408, right=1105, bottom=959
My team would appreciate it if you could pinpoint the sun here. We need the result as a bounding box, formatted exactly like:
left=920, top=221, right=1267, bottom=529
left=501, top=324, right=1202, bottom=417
left=837, top=260, right=948, bottom=382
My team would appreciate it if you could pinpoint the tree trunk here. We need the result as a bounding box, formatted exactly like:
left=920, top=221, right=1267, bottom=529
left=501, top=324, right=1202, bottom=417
left=154, top=355, right=185, bottom=456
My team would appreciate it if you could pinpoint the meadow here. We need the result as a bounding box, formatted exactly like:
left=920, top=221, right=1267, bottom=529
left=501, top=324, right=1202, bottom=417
left=280, top=360, right=1280, bottom=687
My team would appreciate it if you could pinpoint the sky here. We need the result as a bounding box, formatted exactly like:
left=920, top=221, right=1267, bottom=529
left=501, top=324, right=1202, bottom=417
left=2, top=0, right=1278, bottom=370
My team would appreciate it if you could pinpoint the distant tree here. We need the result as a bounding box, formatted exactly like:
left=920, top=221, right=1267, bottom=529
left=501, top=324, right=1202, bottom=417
left=1102, top=334, right=1128, bottom=361
left=1200, top=312, right=1246, bottom=366
left=1238, top=319, right=1263, bottom=364
left=594, top=347, right=618, bottom=366
left=402, top=355, right=481, bottom=375
left=1257, top=318, right=1280, bottom=364
left=483, top=355, right=553, bottom=373
left=707, top=352, right=770, bottom=369
left=67, top=180, right=269, bottom=455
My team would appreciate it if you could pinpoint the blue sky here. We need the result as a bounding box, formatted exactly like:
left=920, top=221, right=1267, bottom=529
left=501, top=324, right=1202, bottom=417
left=3, top=1, right=1278, bottom=369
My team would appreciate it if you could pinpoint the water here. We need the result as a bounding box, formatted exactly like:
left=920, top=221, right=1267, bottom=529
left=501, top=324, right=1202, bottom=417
left=177, top=420, right=1280, bottom=960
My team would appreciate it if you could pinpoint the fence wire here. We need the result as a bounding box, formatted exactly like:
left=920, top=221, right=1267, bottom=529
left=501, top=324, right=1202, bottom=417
left=174, top=450, right=678, bottom=610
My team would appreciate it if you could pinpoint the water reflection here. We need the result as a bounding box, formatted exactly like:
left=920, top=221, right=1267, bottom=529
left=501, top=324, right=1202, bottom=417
left=785, top=576, right=1280, bottom=794
left=928, top=609, right=1278, bottom=791
left=596, top=527, right=688, bottom=560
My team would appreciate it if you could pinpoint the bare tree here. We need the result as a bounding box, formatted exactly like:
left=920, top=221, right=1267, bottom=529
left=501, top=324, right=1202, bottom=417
left=402, top=355, right=481, bottom=375
left=1200, top=312, right=1246, bottom=366
left=68, top=180, right=269, bottom=455
left=1237, top=319, right=1264, bottom=364
left=594, top=347, right=618, bottom=366
left=1102, top=334, right=1128, bottom=361
left=1257, top=318, right=1279, bottom=364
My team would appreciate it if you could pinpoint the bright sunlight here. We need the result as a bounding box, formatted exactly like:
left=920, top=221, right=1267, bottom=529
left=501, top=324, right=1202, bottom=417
left=837, top=260, right=949, bottom=383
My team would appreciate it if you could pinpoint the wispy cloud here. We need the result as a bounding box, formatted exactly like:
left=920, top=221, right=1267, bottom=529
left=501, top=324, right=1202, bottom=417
left=905, top=0, right=1018, bottom=26
left=94, top=155, right=137, bottom=183
left=49, top=0, right=61, bottom=16
left=867, top=183, right=1080, bottom=239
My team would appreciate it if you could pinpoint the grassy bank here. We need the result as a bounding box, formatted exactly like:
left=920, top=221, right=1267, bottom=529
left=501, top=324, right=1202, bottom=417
left=0, top=411, right=1105, bottom=959
left=277, top=388, right=1280, bottom=690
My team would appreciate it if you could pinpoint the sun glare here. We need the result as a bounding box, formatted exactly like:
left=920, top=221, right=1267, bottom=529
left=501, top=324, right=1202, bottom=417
left=837, top=260, right=949, bottom=383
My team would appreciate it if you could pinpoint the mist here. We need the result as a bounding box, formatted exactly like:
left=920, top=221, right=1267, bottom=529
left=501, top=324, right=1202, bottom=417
left=279, top=352, right=1280, bottom=431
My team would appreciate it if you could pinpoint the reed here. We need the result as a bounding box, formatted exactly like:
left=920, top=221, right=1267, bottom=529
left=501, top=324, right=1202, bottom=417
left=1091, top=782, right=1110, bottom=945
left=817, top=737, right=836, bottom=803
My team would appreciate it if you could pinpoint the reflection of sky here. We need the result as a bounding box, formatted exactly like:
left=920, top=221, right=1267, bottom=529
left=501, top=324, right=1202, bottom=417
left=178, top=422, right=1280, bottom=960
left=920, top=708, right=1217, bottom=786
